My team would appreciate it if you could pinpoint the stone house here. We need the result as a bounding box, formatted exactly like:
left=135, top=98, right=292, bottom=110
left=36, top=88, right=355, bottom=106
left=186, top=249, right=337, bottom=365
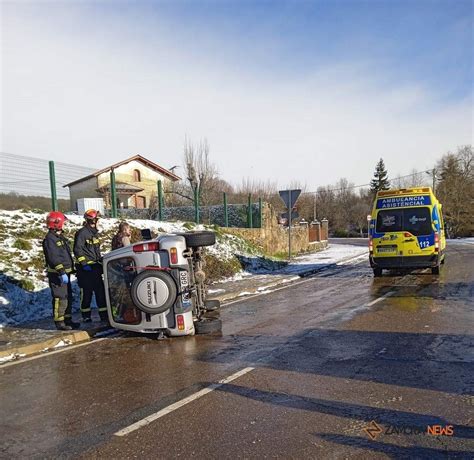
left=64, top=154, right=181, bottom=211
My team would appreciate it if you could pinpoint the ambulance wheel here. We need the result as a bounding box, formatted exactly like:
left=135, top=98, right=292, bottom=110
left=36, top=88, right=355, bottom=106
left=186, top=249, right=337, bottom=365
left=373, top=268, right=383, bottom=277
left=194, top=317, right=222, bottom=334
left=431, top=266, right=440, bottom=275
left=131, top=270, right=177, bottom=315
left=180, top=231, right=216, bottom=248
left=204, top=299, right=221, bottom=311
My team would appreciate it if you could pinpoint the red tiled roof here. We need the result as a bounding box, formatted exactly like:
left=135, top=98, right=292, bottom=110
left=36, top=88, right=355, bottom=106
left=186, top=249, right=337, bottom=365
left=63, top=154, right=181, bottom=187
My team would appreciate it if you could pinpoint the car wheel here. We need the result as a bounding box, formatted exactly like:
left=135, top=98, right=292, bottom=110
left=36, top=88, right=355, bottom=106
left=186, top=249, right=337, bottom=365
left=204, top=299, right=221, bottom=311
left=441, top=256, right=445, bottom=265
left=130, top=270, right=177, bottom=315
left=179, top=231, right=216, bottom=248
left=194, top=317, right=222, bottom=334
left=431, top=266, right=440, bottom=275
left=373, top=268, right=383, bottom=277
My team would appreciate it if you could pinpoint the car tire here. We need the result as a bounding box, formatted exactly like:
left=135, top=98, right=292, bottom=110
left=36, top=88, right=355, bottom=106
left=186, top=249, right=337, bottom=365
left=373, top=268, right=382, bottom=277
left=130, top=270, right=177, bottom=315
left=431, top=265, right=440, bottom=275
left=194, top=317, right=222, bottom=334
left=204, top=299, right=221, bottom=311
left=179, top=231, right=216, bottom=248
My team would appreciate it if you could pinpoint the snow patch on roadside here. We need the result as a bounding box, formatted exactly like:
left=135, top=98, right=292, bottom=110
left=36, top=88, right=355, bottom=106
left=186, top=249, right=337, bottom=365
left=0, top=352, right=26, bottom=364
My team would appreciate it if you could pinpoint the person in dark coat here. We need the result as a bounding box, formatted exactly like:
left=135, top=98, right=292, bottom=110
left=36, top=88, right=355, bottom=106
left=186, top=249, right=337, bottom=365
left=42, top=211, right=79, bottom=330
left=73, top=209, right=107, bottom=322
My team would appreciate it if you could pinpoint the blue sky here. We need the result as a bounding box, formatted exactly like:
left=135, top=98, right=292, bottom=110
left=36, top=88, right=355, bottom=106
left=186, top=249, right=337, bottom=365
left=1, top=0, right=472, bottom=189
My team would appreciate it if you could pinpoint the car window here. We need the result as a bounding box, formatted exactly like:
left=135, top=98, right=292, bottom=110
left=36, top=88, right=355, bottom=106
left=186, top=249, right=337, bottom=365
left=376, top=207, right=432, bottom=236
left=403, top=207, right=432, bottom=236
left=376, top=209, right=403, bottom=233
left=107, top=258, right=141, bottom=324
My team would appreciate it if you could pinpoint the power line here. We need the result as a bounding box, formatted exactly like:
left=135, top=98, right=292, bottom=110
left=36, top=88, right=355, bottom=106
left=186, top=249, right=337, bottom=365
left=302, top=167, right=434, bottom=196
left=0, top=178, right=50, bottom=185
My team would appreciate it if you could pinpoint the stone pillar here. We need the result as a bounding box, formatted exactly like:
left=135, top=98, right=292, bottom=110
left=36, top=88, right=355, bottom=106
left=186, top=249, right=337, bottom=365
left=321, top=218, right=329, bottom=240
left=310, top=221, right=321, bottom=242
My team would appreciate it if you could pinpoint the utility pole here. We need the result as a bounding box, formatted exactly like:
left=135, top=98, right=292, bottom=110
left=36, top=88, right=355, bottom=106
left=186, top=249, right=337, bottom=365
left=48, top=161, right=58, bottom=211
left=427, top=168, right=437, bottom=193
left=313, top=193, right=317, bottom=222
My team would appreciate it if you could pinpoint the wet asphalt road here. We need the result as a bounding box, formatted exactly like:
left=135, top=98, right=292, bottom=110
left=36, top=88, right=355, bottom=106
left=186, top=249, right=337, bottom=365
left=1, top=242, right=473, bottom=459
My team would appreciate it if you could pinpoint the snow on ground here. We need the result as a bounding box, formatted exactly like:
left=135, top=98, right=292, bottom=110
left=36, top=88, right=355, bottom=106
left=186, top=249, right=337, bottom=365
left=282, top=243, right=367, bottom=275
left=0, top=353, right=26, bottom=364
left=0, top=210, right=258, bottom=326
left=449, top=237, right=474, bottom=245
left=209, top=243, right=368, bottom=287
left=0, top=209, right=369, bottom=326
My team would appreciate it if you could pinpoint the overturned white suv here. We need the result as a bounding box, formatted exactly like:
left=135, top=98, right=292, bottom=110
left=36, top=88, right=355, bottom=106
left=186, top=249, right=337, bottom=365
left=103, top=230, right=221, bottom=336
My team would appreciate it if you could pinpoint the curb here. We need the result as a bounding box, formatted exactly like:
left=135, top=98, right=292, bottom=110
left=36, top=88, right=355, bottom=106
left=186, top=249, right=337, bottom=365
left=0, top=324, right=110, bottom=363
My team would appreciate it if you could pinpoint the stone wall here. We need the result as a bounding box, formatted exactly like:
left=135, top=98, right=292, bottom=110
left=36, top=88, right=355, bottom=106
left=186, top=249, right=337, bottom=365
left=224, top=203, right=328, bottom=256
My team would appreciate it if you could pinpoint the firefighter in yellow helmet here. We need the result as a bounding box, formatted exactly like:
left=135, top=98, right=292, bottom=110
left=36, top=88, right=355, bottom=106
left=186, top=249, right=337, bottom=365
left=42, top=211, right=80, bottom=330
left=73, top=209, right=108, bottom=322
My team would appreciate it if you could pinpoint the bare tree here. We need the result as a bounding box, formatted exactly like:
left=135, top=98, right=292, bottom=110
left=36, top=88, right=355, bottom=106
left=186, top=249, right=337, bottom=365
left=393, top=169, right=429, bottom=188
left=170, top=137, right=220, bottom=206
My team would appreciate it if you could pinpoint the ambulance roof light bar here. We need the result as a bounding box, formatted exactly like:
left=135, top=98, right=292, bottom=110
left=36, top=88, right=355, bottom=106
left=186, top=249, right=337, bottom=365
left=377, top=187, right=432, bottom=197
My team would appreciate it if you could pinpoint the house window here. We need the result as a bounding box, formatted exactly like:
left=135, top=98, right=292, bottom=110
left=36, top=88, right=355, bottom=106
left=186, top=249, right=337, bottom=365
left=133, top=169, right=141, bottom=182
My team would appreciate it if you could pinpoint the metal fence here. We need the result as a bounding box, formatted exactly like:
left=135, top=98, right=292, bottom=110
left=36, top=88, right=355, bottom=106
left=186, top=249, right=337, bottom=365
left=112, top=203, right=262, bottom=228
left=0, top=152, right=96, bottom=199
left=0, top=152, right=264, bottom=228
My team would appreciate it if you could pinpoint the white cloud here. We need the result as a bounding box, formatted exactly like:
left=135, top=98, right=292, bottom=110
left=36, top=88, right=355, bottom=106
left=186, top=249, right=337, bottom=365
left=1, top=3, right=472, bottom=191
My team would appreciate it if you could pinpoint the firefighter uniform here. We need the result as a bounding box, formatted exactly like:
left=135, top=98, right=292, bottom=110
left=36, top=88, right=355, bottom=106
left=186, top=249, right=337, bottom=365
left=42, top=230, right=74, bottom=324
left=73, top=225, right=107, bottom=320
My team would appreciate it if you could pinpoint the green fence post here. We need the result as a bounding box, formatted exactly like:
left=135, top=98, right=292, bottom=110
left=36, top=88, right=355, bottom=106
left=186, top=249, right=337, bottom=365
left=194, top=186, right=200, bottom=224
left=157, top=180, right=164, bottom=221
left=247, top=193, right=253, bottom=228
left=259, top=197, right=263, bottom=228
left=110, top=169, right=117, bottom=218
left=49, top=161, right=58, bottom=211
left=223, top=192, right=229, bottom=227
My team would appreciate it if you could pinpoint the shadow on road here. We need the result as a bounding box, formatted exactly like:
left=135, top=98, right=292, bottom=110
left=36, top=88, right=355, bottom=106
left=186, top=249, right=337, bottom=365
left=213, top=383, right=474, bottom=440
left=197, top=328, right=474, bottom=395
left=316, top=434, right=470, bottom=459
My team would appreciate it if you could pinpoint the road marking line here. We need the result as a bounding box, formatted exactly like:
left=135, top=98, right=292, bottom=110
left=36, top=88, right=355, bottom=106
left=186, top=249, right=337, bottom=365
left=366, top=290, right=394, bottom=306
left=0, top=337, right=113, bottom=368
left=114, top=366, right=255, bottom=437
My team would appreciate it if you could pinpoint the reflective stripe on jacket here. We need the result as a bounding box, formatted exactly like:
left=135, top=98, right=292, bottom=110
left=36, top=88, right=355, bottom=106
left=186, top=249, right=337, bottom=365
left=73, top=225, right=102, bottom=265
left=42, top=230, right=74, bottom=275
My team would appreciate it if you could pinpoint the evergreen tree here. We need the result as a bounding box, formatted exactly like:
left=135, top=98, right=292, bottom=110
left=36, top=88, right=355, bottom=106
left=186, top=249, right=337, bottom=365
left=370, top=158, right=390, bottom=193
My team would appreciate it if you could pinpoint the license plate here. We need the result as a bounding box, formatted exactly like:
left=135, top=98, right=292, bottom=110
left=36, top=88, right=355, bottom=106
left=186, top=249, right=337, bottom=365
left=377, top=246, right=397, bottom=254
left=179, top=271, right=191, bottom=306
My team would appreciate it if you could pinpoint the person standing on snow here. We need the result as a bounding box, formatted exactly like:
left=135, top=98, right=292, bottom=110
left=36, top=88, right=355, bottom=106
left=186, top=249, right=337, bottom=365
left=73, top=209, right=108, bottom=322
left=42, top=211, right=80, bottom=331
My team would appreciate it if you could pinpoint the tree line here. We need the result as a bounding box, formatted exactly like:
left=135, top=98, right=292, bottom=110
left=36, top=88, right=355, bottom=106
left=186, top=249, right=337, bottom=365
left=175, top=141, right=473, bottom=237
left=2, top=141, right=471, bottom=238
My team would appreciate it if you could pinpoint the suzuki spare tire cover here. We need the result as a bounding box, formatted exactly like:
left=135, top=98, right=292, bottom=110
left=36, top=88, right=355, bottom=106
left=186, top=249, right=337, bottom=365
left=179, top=231, right=216, bottom=248
left=131, top=270, right=177, bottom=315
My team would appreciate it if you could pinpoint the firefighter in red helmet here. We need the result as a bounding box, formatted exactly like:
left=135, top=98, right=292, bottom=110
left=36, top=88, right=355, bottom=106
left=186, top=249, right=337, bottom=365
left=42, top=211, right=79, bottom=330
left=73, top=209, right=108, bottom=322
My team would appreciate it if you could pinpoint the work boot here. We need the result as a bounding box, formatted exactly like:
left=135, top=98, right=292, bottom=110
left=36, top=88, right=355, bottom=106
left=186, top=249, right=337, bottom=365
left=100, top=315, right=111, bottom=326
left=65, top=319, right=81, bottom=329
left=55, top=321, right=72, bottom=331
